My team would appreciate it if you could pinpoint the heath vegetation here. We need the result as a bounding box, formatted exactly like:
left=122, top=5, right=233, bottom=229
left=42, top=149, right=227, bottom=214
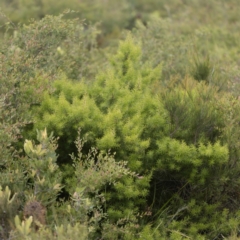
left=1, top=1, right=240, bottom=239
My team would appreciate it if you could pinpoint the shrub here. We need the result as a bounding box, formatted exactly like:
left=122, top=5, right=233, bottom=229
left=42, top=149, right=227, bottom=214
left=31, top=35, right=240, bottom=238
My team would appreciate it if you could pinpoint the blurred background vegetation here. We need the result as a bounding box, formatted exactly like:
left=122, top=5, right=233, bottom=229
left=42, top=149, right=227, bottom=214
left=2, top=0, right=239, bottom=90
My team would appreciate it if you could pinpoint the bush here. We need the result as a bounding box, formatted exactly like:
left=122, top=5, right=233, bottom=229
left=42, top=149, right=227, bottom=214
left=31, top=35, right=240, bottom=238
left=1, top=129, right=139, bottom=239
left=0, top=13, right=102, bottom=155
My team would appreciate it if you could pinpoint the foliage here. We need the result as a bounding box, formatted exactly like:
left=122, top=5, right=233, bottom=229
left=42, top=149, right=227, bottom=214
left=0, top=11, right=101, bottom=125
left=1, top=12, right=100, bottom=81
left=0, top=0, right=134, bottom=46
left=0, top=13, right=103, bottom=178
left=2, top=1, right=240, bottom=239
left=0, top=186, right=21, bottom=239
left=32, top=37, right=166, bottom=225
left=0, top=129, right=140, bottom=239
left=31, top=35, right=240, bottom=238
left=131, top=13, right=240, bottom=92
left=23, top=128, right=62, bottom=205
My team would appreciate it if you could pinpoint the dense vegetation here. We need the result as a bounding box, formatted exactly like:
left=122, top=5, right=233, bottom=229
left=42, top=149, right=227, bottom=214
left=1, top=0, right=240, bottom=239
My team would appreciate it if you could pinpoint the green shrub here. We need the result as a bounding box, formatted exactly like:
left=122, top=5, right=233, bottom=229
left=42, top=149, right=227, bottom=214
left=31, top=36, right=166, bottom=226
left=0, top=129, right=139, bottom=239
left=0, top=13, right=102, bottom=155
left=31, top=35, right=240, bottom=238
